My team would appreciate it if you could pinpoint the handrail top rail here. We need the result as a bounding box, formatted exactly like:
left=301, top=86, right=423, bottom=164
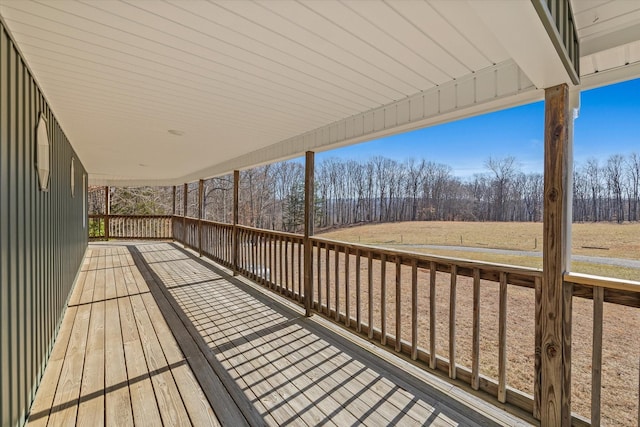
left=89, top=214, right=172, bottom=219
left=564, top=271, right=640, bottom=294
left=311, top=235, right=543, bottom=278
left=236, top=224, right=303, bottom=240
left=177, top=215, right=200, bottom=221
left=100, top=215, right=639, bottom=295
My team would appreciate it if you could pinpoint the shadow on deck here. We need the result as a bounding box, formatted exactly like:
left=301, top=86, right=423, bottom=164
left=29, top=242, right=533, bottom=426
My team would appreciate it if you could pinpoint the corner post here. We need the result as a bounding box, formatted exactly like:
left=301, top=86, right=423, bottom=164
left=172, top=185, right=176, bottom=215
left=232, top=170, right=239, bottom=276
left=540, top=83, right=573, bottom=426
left=198, top=179, right=204, bottom=257
left=183, top=183, right=188, bottom=246
left=304, top=151, right=315, bottom=317
left=171, top=185, right=177, bottom=240
left=104, top=186, right=110, bottom=240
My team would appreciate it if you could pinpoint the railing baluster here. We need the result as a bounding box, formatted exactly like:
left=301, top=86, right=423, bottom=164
left=325, top=243, right=330, bottom=315
left=411, top=258, right=418, bottom=361
left=254, top=232, right=258, bottom=279
left=591, top=286, right=604, bottom=427
left=240, top=229, right=244, bottom=271
left=449, top=264, right=457, bottom=379
left=268, top=234, right=273, bottom=288
left=263, top=233, right=268, bottom=286
left=381, top=253, right=387, bottom=346
left=356, top=249, right=361, bottom=333
left=292, top=239, right=297, bottom=298
left=236, top=229, right=244, bottom=271
left=317, top=242, right=322, bottom=312
left=257, top=232, right=262, bottom=283
left=345, top=246, right=350, bottom=327
left=239, top=229, right=243, bottom=270
left=285, top=237, right=290, bottom=295
left=335, top=245, right=340, bottom=322
left=242, top=230, right=246, bottom=271
left=258, top=231, right=261, bottom=277
left=245, top=230, right=249, bottom=272
left=498, top=272, right=508, bottom=403
left=430, top=261, right=437, bottom=369
left=298, top=241, right=302, bottom=301
left=534, top=276, right=542, bottom=420
left=368, top=251, right=373, bottom=340
left=290, top=240, right=297, bottom=299
left=257, top=232, right=266, bottom=286
left=395, top=256, right=401, bottom=352
left=471, top=267, right=481, bottom=390
left=279, top=235, right=283, bottom=294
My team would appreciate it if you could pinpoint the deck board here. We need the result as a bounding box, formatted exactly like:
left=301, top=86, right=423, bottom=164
left=103, top=299, right=133, bottom=427
left=76, top=300, right=105, bottom=427
left=29, top=242, right=534, bottom=427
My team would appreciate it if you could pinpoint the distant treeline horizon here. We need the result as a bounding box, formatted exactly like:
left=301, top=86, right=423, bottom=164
left=89, top=151, right=640, bottom=232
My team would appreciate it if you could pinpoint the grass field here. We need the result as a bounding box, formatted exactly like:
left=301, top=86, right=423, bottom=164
left=320, top=221, right=640, bottom=280
left=317, top=221, right=640, bottom=425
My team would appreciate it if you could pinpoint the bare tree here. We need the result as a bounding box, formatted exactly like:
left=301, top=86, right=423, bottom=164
left=605, top=154, right=625, bottom=223
left=626, top=153, right=640, bottom=221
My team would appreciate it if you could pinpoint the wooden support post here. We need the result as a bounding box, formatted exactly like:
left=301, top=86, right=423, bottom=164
left=198, top=179, right=204, bottom=257
left=183, top=183, right=188, bottom=246
left=171, top=185, right=177, bottom=240
left=172, top=185, right=176, bottom=216
left=232, top=170, right=239, bottom=276
left=304, top=151, right=315, bottom=316
left=104, top=186, right=110, bottom=240
left=540, top=83, right=572, bottom=426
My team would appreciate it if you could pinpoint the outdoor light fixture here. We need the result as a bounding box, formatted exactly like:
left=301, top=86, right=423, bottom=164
left=36, top=114, right=50, bottom=191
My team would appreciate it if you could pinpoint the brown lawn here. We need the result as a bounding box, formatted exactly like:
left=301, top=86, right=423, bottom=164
left=313, top=221, right=640, bottom=425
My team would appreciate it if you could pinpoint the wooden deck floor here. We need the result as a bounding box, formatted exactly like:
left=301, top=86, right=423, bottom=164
left=28, top=242, right=533, bottom=426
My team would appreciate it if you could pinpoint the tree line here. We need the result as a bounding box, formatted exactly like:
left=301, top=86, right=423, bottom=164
left=89, top=151, right=640, bottom=232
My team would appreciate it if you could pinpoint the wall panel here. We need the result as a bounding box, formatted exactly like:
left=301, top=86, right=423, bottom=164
left=0, top=20, right=88, bottom=427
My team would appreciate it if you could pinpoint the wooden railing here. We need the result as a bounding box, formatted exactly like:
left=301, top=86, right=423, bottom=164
left=236, top=225, right=305, bottom=302
left=563, top=273, right=640, bottom=426
left=88, top=214, right=173, bottom=240
left=309, top=236, right=541, bottom=414
left=171, top=219, right=639, bottom=425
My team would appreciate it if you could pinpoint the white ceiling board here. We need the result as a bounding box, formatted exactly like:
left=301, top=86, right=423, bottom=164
left=388, top=0, right=490, bottom=73
left=249, top=0, right=437, bottom=90
left=571, top=0, right=640, bottom=86
left=158, top=0, right=403, bottom=103
left=429, top=0, right=510, bottom=65
left=573, top=0, right=640, bottom=40
left=1, top=0, right=639, bottom=186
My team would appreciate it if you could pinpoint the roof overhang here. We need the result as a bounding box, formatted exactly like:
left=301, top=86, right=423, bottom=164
left=0, top=0, right=638, bottom=186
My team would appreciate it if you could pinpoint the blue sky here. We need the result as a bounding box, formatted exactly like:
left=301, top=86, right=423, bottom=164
left=316, top=78, right=640, bottom=178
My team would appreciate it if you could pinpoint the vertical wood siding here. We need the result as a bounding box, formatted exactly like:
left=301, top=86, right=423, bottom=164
left=0, top=21, right=88, bottom=427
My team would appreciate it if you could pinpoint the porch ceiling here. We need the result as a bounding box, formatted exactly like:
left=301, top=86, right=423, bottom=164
left=1, top=0, right=639, bottom=186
